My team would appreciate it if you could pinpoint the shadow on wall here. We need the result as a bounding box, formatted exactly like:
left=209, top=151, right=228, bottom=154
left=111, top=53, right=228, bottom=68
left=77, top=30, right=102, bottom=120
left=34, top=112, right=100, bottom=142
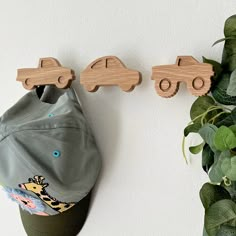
left=57, top=49, right=122, bottom=174
left=76, top=85, right=122, bottom=172
left=73, top=85, right=122, bottom=216
left=57, top=50, right=146, bottom=180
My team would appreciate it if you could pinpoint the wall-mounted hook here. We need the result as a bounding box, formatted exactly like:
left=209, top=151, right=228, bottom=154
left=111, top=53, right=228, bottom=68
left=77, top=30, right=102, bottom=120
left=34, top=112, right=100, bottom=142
left=151, top=56, right=214, bottom=98
left=16, top=57, right=75, bottom=90
left=80, top=56, right=142, bottom=92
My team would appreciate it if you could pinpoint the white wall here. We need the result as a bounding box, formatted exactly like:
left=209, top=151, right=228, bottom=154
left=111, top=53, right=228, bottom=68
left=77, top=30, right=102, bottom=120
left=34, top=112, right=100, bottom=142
left=0, top=1, right=235, bottom=235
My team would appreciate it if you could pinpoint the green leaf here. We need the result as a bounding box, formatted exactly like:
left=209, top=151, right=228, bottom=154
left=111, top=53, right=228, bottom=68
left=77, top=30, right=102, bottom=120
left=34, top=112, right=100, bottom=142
left=222, top=46, right=236, bottom=72
left=212, top=73, right=236, bottom=105
left=189, top=142, right=204, bottom=154
left=224, top=15, right=236, bottom=37
left=221, top=181, right=236, bottom=203
left=202, top=227, right=209, bottom=236
left=216, top=225, right=236, bottom=236
left=200, top=183, right=231, bottom=210
left=199, top=124, right=218, bottom=152
left=190, top=96, right=216, bottom=124
left=221, top=15, right=236, bottom=71
left=216, top=108, right=236, bottom=127
left=212, top=37, right=236, bottom=46
left=208, top=151, right=226, bottom=183
left=230, top=109, right=236, bottom=124
left=230, top=125, right=236, bottom=135
left=214, top=126, right=236, bottom=151
left=184, top=123, right=202, bottom=137
left=202, top=144, right=215, bottom=173
left=221, top=155, right=236, bottom=181
left=213, top=113, right=231, bottom=127
left=203, top=227, right=209, bottom=236
left=227, top=69, right=236, bottom=96
left=205, top=199, right=236, bottom=236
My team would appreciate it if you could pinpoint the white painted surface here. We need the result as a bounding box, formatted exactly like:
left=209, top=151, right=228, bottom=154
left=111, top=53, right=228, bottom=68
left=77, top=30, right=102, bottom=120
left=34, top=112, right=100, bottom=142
left=0, top=1, right=234, bottom=235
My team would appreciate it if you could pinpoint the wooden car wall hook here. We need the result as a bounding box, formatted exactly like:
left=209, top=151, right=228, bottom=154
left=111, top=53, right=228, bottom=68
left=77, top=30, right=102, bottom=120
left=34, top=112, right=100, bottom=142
left=80, top=56, right=142, bottom=92
left=17, top=57, right=75, bottom=90
left=151, top=56, right=214, bottom=98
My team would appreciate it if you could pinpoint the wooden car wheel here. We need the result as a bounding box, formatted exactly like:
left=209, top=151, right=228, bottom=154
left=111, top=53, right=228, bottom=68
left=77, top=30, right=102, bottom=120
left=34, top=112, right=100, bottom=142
left=56, top=76, right=69, bottom=89
left=155, top=78, right=179, bottom=98
left=84, top=84, right=99, bottom=92
left=120, top=84, right=135, bottom=92
left=188, top=76, right=211, bottom=96
left=23, top=78, right=35, bottom=90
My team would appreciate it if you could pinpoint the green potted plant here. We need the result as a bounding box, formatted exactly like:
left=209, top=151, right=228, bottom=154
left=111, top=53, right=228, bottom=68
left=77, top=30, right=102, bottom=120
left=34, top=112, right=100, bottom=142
left=184, top=15, right=236, bottom=236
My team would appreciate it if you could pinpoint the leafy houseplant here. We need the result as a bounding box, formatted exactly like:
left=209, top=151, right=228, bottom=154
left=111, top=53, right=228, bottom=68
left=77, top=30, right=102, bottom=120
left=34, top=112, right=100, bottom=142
left=184, top=15, right=236, bottom=236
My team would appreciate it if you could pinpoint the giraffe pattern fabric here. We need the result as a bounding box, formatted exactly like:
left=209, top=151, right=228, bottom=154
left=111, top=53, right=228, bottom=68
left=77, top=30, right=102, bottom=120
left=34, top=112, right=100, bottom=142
left=19, top=175, right=76, bottom=213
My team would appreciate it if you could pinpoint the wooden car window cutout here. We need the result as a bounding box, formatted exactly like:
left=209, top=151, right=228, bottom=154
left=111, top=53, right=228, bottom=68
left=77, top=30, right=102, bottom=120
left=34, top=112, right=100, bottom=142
left=80, top=56, right=142, bottom=92
left=91, top=59, right=105, bottom=70
left=106, top=58, right=124, bottom=68
left=17, top=57, right=75, bottom=90
left=151, top=56, right=214, bottom=98
left=176, top=56, right=198, bottom=66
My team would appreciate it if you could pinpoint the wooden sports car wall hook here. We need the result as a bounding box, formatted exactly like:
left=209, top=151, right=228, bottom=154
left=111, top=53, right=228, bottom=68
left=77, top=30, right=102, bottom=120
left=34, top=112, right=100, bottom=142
left=80, top=56, right=142, bottom=92
left=151, top=56, right=214, bottom=98
left=17, top=57, right=75, bottom=90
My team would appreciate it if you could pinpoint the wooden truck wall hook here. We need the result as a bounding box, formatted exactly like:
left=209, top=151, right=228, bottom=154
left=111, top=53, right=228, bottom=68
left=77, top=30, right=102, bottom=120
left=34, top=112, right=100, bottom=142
left=80, top=56, right=142, bottom=92
left=151, top=56, right=214, bottom=98
left=16, top=57, right=75, bottom=90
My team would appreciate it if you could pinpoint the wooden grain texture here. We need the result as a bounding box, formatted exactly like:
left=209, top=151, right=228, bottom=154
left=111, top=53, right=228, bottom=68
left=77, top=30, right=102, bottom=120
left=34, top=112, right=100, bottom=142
left=16, top=57, right=75, bottom=90
left=151, top=56, right=214, bottom=98
left=80, top=56, right=142, bottom=92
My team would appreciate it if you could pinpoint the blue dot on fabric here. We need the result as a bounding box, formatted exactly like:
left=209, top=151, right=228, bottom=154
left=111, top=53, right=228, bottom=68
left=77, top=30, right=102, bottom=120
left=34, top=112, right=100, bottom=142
left=48, top=113, right=54, bottom=117
left=53, top=150, right=61, bottom=158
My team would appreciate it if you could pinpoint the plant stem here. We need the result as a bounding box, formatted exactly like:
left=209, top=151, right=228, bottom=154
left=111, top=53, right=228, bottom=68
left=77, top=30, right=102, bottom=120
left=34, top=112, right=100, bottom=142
left=200, top=106, right=224, bottom=125
left=208, top=111, right=230, bottom=124
left=182, top=136, right=188, bottom=164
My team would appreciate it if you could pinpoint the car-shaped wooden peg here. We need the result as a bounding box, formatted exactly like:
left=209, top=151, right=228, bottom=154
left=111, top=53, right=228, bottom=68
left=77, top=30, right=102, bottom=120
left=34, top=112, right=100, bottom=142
left=151, top=56, right=214, bottom=98
left=80, top=56, right=142, bottom=92
left=16, top=57, right=75, bottom=90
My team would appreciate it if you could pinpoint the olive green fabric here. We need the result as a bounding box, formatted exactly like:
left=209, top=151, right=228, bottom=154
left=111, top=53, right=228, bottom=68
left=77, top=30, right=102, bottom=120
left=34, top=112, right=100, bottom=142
left=19, top=191, right=91, bottom=236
